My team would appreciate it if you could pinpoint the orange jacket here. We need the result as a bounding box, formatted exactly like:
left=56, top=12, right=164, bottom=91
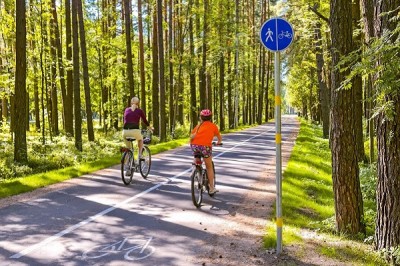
left=190, top=121, right=220, bottom=146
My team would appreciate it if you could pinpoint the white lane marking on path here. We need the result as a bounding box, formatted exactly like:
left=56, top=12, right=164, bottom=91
left=10, top=126, right=273, bottom=259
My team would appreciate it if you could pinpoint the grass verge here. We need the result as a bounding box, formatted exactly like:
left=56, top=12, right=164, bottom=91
left=0, top=138, right=189, bottom=199
left=263, top=119, right=387, bottom=265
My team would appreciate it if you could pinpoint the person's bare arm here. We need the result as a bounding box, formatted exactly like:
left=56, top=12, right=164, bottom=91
left=216, top=132, right=222, bottom=144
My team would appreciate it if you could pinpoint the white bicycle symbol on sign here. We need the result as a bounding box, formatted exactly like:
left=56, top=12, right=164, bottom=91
left=278, top=30, right=292, bottom=39
left=82, top=236, right=155, bottom=261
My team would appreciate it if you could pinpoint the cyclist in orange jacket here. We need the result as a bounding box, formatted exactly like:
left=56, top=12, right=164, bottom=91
left=190, top=109, right=222, bottom=195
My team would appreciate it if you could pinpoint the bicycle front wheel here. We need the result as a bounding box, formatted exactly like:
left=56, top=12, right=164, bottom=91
left=208, top=161, right=216, bottom=197
left=121, top=151, right=134, bottom=185
left=191, top=167, right=203, bottom=208
left=139, top=146, right=151, bottom=178
left=124, top=245, right=156, bottom=261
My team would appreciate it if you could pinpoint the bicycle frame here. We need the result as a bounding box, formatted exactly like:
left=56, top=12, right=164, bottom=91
left=193, top=156, right=208, bottom=189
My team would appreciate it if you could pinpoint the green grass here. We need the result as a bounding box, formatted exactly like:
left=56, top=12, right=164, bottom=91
left=0, top=138, right=189, bottom=199
left=282, top=121, right=334, bottom=229
left=263, top=119, right=387, bottom=265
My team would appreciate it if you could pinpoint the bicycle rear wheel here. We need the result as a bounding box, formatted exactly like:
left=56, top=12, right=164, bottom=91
left=191, top=167, right=203, bottom=208
left=121, top=151, right=133, bottom=185
left=139, top=146, right=151, bottom=178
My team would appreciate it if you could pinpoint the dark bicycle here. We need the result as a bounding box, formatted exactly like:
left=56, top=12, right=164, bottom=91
left=121, top=129, right=152, bottom=185
left=190, top=142, right=222, bottom=208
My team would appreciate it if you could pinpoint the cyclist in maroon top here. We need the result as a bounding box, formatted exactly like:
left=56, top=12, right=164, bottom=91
left=122, top=97, right=153, bottom=158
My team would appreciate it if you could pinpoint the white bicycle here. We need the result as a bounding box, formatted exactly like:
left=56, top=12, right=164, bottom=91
left=82, top=236, right=155, bottom=261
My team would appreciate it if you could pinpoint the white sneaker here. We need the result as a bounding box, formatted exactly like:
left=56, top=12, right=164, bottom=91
left=209, top=187, right=219, bottom=195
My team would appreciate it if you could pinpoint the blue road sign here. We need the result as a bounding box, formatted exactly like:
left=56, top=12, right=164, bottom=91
left=260, top=17, right=294, bottom=52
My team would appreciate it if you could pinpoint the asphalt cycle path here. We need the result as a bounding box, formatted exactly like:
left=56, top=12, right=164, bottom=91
left=0, top=115, right=299, bottom=266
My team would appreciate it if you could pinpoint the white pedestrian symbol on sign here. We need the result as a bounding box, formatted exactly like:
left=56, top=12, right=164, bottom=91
left=265, top=28, right=273, bottom=42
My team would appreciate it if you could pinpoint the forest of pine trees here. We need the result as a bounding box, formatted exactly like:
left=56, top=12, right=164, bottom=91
left=1, top=0, right=399, bottom=260
left=1, top=0, right=277, bottom=153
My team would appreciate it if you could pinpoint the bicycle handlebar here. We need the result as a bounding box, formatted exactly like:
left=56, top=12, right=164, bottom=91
left=212, top=142, right=223, bottom=146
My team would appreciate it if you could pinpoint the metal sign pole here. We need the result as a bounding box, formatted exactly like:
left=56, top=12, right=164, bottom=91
left=259, top=16, right=293, bottom=256
left=274, top=51, right=282, bottom=254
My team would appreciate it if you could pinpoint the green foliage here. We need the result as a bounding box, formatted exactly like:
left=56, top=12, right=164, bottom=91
left=151, top=135, right=161, bottom=145
left=360, top=163, right=377, bottom=202
left=379, top=246, right=400, bottom=266
left=172, top=122, right=190, bottom=139
left=0, top=133, right=122, bottom=181
left=284, top=0, right=332, bottom=117
left=339, top=19, right=400, bottom=118
left=0, top=155, right=121, bottom=198
left=359, top=163, right=378, bottom=237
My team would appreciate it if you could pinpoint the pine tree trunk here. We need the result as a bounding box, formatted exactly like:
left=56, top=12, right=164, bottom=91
left=29, top=1, right=41, bottom=132
left=77, top=0, right=94, bottom=141
left=177, top=1, right=184, bottom=126
left=264, top=0, right=270, bottom=123
left=199, top=0, right=208, bottom=110
left=138, top=0, right=146, bottom=115
left=373, top=0, right=400, bottom=252
left=227, top=50, right=234, bottom=129
left=123, top=0, right=134, bottom=98
left=14, top=0, right=28, bottom=163
left=50, top=3, right=59, bottom=136
left=265, top=53, right=271, bottom=122
left=352, top=0, right=365, bottom=162
left=219, top=56, right=225, bottom=131
left=258, top=50, right=265, bottom=125
left=314, top=22, right=329, bottom=139
left=157, top=0, right=166, bottom=141
left=72, top=0, right=82, bottom=151
left=188, top=1, right=197, bottom=129
left=51, top=0, right=67, bottom=133
left=375, top=107, right=400, bottom=250
left=233, top=0, right=239, bottom=128
left=168, top=0, right=175, bottom=132
left=101, top=0, right=110, bottom=133
left=65, top=0, right=74, bottom=136
left=40, top=16, right=46, bottom=144
left=152, top=7, right=160, bottom=136
left=330, top=0, right=364, bottom=235
left=361, top=0, right=375, bottom=164
left=250, top=0, right=256, bottom=125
